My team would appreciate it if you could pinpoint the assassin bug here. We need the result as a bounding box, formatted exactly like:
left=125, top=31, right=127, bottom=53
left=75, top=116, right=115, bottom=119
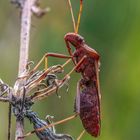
left=65, top=0, right=101, bottom=137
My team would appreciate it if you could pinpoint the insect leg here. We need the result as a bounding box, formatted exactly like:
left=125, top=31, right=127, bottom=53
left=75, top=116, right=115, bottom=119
left=25, top=68, right=52, bottom=91
left=30, top=53, right=72, bottom=75
left=64, top=55, right=87, bottom=77
left=75, top=81, right=81, bottom=114
left=65, top=40, right=75, bottom=64
left=31, top=75, right=70, bottom=101
left=30, top=84, right=52, bottom=100
left=19, top=114, right=78, bottom=139
left=35, top=114, right=78, bottom=134
left=26, top=59, right=72, bottom=95
left=32, top=55, right=87, bottom=101
left=53, top=79, right=61, bottom=98
left=77, top=130, right=85, bottom=140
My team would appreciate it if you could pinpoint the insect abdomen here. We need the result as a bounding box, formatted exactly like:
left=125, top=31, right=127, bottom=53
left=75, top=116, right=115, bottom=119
left=79, top=90, right=101, bottom=137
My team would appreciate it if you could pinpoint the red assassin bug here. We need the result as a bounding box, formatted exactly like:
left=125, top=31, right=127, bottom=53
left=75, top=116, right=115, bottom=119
left=65, top=33, right=101, bottom=137
left=65, top=0, right=101, bottom=137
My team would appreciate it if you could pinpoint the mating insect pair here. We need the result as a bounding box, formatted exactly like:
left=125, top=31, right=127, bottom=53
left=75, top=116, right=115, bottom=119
left=20, top=0, right=101, bottom=139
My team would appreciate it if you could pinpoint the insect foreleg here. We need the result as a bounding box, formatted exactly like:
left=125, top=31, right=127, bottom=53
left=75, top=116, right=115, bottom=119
left=30, top=53, right=72, bottom=75
left=75, top=81, right=81, bottom=114
left=65, top=40, right=75, bottom=64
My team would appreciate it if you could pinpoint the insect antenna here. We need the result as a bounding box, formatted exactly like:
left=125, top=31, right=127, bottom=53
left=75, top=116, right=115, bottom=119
left=67, top=0, right=76, bottom=32
left=67, top=0, right=83, bottom=33
left=75, top=0, right=83, bottom=33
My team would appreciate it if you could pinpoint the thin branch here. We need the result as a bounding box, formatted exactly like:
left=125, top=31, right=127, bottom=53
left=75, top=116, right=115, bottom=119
left=16, top=0, right=36, bottom=139
left=18, top=0, right=35, bottom=76
left=8, top=103, right=12, bottom=140
left=0, top=97, right=9, bottom=102
left=18, top=0, right=49, bottom=76
left=15, top=120, right=24, bottom=140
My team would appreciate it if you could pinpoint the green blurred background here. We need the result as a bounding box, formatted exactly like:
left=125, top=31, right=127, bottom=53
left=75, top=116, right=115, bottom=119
left=0, top=0, right=140, bottom=139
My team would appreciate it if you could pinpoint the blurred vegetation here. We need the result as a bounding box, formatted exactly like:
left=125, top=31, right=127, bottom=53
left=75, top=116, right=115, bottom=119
left=0, top=0, right=140, bottom=140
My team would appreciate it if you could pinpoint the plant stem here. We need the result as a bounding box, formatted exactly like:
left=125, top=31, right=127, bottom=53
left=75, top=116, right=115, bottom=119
left=15, top=120, right=24, bottom=140
left=18, top=0, right=33, bottom=76
left=16, top=0, right=35, bottom=139
left=0, top=97, right=9, bottom=102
